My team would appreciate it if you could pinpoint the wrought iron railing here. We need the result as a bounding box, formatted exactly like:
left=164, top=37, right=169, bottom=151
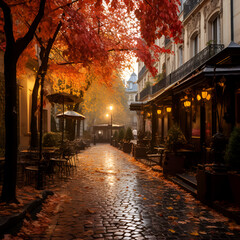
left=135, top=93, right=139, bottom=101
left=169, top=44, right=224, bottom=84
left=183, top=0, right=202, bottom=19
left=138, top=65, right=146, bottom=80
left=152, top=78, right=166, bottom=95
left=140, top=85, right=151, bottom=100
left=136, top=44, right=224, bottom=102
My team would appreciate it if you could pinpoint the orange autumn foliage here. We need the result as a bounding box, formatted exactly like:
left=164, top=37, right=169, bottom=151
left=1, top=0, right=182, bottom=89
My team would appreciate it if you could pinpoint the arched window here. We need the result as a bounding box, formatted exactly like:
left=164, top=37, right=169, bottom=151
left=208, top=14, right=220, bottom=44
left=178, top=46, right=183, bottom=67
left=191, top=33, right=199, bottom=57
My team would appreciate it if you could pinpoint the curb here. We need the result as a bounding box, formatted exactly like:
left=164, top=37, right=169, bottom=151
left=164, top=174, right=240, bottom=224
left=0, top=190, right=54, bottom=238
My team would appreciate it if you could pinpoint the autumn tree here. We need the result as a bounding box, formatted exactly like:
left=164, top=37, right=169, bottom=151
left=0, top=0, right=46, bottom=202
left=82, top=72, right=131, bottom=127
left=0, top=0, right=182, bottom=202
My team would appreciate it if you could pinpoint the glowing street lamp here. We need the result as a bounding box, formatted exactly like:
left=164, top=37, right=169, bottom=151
left=109, top=105, right=113, bottom=144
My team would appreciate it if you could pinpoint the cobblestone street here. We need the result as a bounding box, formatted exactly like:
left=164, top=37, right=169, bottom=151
left=40, top=144, right=240, bottom=240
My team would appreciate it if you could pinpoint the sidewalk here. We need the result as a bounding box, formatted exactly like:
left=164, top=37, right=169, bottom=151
left=1, top=144, right=240, bottom=239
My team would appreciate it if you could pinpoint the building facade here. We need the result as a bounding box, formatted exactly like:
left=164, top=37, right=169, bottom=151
left=132, top=0, right=240, bottom=152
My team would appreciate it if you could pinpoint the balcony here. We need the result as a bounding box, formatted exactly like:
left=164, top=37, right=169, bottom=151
left=135, top=93, right=139, bottom=102
left=183, top=0, right=202, bottom=19
left=140, top=85, right=151, bottom=100
left=137, top=44, right=224, bottom=101
left=152, top=78, right=166, bottom=95
left=169, top=44, right=224, bottom=85
left=138, top=65, right=146, bottom=80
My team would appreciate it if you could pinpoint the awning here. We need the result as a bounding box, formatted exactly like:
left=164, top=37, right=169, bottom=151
left=129, top=101, right=148, bottom=111
left=203, top=66, right=240, bottom=76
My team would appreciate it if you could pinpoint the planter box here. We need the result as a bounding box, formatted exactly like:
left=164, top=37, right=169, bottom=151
left=197, top=165, right=232, bottom=203
left=229, top=173, right=240, bottom=204
left=133, top=145, right=147, bottom=159
left=123, top=142, right=133, bottom=154
left=163, top=152, right=185, bottom=175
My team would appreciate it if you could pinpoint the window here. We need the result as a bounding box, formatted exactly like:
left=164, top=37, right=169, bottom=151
left=192, top=34, right=199, bottom=56
left=129, top=82, right=133, bottom=89
left=212, top=16, right=220, bottom=44
left=179, top=46, right=183, bottom=67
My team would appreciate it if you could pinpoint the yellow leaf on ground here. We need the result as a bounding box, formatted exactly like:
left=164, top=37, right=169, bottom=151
left=167, top=207, right=173, bottom=210
left=168, top=229, right=175, bottom=233
left=190, top=231, right=199, bottom=236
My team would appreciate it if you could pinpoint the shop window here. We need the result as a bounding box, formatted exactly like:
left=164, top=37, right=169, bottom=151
left=42, top=109, right=48, bottom=133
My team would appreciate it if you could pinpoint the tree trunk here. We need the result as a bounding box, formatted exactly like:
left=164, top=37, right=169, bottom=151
left=1, top=49, right=18, bottom=202
left=0, top=0, right=46, bottom=202
left=30, top=76, right=40, bottom=148
left=30, top=22, right=62, bottom=148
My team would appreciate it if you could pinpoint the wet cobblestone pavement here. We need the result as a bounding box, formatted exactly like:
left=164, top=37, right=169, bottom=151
left=42, top=144, right=240, bottom=239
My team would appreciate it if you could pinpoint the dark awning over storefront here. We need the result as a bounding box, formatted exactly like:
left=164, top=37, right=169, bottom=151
left=203, top=66, right=240, bottom=76
left=129, top=101, right=148, bottom=111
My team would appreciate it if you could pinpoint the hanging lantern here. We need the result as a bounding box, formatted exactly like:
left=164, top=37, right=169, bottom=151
left=166, top=107, right=172, bottom=113
left=206, top=94, right=211, bottom=101
left=201, top=90, right=208, bottom=99
left=147, top=112, right=151, bottom=118
left=197, top=94, right=201, bottom=101
left=157, top=109, right=162, bottom=115
left=184, top=100, right=191, bottom=107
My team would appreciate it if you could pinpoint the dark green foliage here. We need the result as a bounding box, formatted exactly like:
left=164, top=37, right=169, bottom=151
left=124, top=127, right=134, bottom=142
left=113, top=131, right=118, bottom=141
left=137, top=130, right=145, bottom=141
left=0, top=148, right=4, bottom=157
left=83, top=130, right=91, bottom=139
left=43, top=132, right=61, bottom=147
left=225, top=127, right=240, bottom=170
left=118, top=129, right=125, bottom=142
left=165, top=125, right=187, bottom=152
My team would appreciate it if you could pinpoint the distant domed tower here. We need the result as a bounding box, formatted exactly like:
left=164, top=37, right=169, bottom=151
left=125, top=72, right=138, bottom=130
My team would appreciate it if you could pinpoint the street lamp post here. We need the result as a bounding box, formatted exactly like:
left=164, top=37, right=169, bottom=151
left=109, top=105, right=113, bottom=145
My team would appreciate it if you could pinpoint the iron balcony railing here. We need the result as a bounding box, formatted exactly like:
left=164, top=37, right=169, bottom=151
left=169, top=44, right=224, bottom=85
left=137, top=44, right=224, bottom=101
left=139, top=85, right=151, bottom=100
left=183, top=0, right=202, bottom=19
left=152, top=78, right=167, bottom=95
left=138, top=65, right=146, bottom=80
left=135, top=93, right=139, bottom=101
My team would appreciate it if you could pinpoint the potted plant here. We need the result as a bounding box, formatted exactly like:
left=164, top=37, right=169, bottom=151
left=163, top=125, right=187, bottom=175
left=123, top=127, right=134, bottom=153
left=117, top=129, right=125, bottom=150
left=112, top=131, right=119, bottom=147
left=197, top=132, right=230, bottom=203
left=225, top=127, right=240, bottom=204
left=133, top=130, right=148, bottom=159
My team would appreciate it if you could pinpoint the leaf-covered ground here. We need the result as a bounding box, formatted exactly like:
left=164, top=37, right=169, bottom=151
left=2, top=144, right=240, bottom=239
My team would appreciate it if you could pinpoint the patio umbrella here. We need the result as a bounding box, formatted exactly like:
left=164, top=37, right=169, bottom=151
left=56, top=110, right=85, bottom=120
left=57, top=111, right=85, bottom=141
left=47, top=93, right=82, bottom=143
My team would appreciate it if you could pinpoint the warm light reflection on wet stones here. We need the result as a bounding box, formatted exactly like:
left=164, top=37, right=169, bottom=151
left=42, top=144, right=240, bottom=240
